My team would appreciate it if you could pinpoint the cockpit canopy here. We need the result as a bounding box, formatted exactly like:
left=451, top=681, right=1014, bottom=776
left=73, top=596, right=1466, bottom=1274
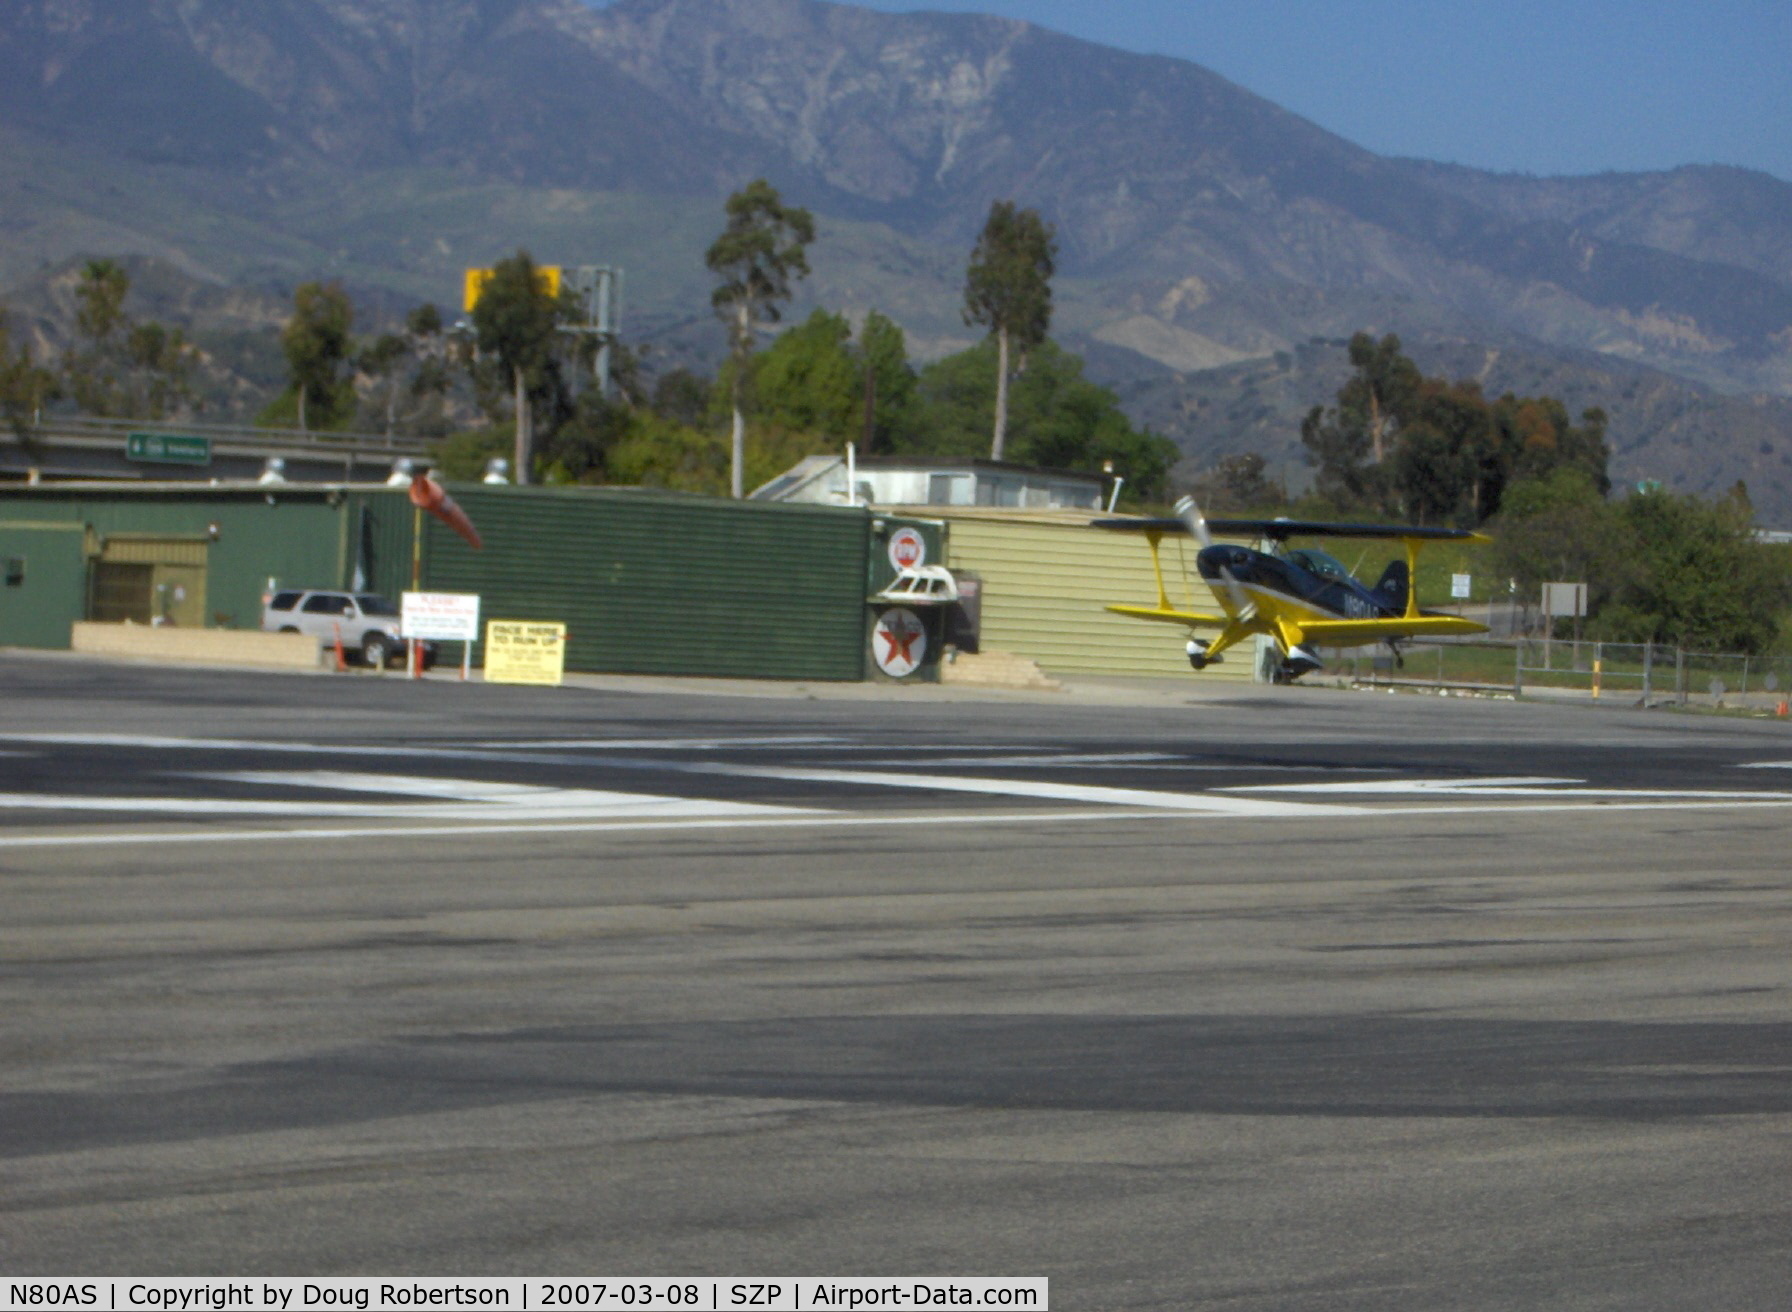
left=1284, top=547, right=1356, bottom=585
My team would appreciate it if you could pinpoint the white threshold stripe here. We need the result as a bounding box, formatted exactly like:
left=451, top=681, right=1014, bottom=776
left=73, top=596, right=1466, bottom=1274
left=4, top=796, right=1792, bottom=850
left=0, top=733, right=707, bottom=771
left=0, top=793, right=813, bottom=819
left=1225, top=775, right=1792, bottom=801
left=462, top=736, right=849, bottom=750
left=684, top=763, right=1389, bottom=817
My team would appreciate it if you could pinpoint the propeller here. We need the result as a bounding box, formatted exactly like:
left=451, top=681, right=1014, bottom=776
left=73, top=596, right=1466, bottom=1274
left=1173, top=493, right=1212, bottom=550
left=1175, top=493, right=1251, bottom=618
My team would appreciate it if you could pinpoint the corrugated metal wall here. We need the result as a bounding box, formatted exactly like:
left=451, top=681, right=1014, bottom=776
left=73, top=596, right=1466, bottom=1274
left=0, top=522, right=90, bottom=648
left=909, top=509, right=1258, bottom=682
left=0, top=487, right=345, bottom=642
left=365, top=486, right=872, bottom=680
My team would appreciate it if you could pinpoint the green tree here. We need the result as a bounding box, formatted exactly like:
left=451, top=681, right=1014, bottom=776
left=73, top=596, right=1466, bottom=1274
left=748, top=309, right=861, bottom=441
left=859, top=309, right=918, bottom=454
left=123, top=321, right=197, bottom=420
left=1304, top=332, right=1611, bottom=524
left=74, top=259, right=129, bottom=345
left=1605, top=486, right=1789, bottom=653
left=1299, top=332, right=1419, bottom=515
left=1389, top=379, right=1490, bottom=524
left=61, top=260, right=198, bottom=420
left=538, top=390, right=631, bottom=484
left=963, top=201, right=1056, bottom=460
left=706, top=179, right=815, bottom=498
left=281, top=281, right=354, bottom=431
left=403, top=304, right=453, bottom=439
left=606, top=411, right=730, bottom=496
left=1, top=308, right=59, bottom=441
left=470, top=251, right=571, bottom=483
left=355, top=332, right=409, bottom=435
left=1491, top=468, right=1638, bottom=617
left=906, top=338, right=1178, bottom=503
left=1492, top=395, right=1610, bottom=503
left=650, top=368, right=712, bottom=430
left=1191, top=453, right=1283, bottom=513
left=1342, top=331, right=1420, bottom=466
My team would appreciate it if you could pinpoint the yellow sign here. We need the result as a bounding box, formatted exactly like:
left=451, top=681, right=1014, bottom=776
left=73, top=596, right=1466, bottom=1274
left=463, top=265, right=562, bottom=312
left=484, top=620, right=568, bottom=686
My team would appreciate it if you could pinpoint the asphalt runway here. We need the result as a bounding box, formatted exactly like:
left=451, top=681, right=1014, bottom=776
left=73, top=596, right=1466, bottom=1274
left=3, top=655, right=1791, bottom=1308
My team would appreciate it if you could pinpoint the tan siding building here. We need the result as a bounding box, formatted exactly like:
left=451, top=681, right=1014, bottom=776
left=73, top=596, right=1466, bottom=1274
left=912, top=509, right=1259, bottom=683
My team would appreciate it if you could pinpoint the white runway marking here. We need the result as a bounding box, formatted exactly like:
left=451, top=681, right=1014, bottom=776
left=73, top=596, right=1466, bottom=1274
left=686, top=762, right=1365, bottom=816
left=1225, top=775, right=1792, bottom=801
left=464, top=736, right=848, bottom=750
left=3, top=796, right=1792, bottom=850
left=0, top=769, right=815, bottom=822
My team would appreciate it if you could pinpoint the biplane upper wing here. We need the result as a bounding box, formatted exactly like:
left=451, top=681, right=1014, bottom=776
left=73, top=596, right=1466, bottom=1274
left=1091, top=516, right=1490, bottom=545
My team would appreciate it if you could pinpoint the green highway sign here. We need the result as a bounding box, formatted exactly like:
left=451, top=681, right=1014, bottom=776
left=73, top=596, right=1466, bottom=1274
left=126, top=432, right=212, bottom=465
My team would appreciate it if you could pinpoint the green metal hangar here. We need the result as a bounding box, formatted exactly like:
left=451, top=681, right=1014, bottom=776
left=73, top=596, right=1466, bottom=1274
left=0, top=483, right=950, bottom=681
left=0, top=480, right=1249, bottom=684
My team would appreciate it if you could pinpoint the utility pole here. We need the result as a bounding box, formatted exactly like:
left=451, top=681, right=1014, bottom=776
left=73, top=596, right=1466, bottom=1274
left=562, top=266, right=622, bottom=399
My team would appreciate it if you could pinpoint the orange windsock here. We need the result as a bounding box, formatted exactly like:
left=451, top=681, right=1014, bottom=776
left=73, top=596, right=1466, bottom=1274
left=409, top=474, right=483, bottom=550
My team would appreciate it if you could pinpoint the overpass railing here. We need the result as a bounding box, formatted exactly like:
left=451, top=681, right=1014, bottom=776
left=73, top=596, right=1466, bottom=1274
left=22, top=415, right=436, bottom=457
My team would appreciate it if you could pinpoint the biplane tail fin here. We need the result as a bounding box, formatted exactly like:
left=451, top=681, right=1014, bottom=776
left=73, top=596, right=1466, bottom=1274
left=1372, top=559, right=1409, bottom=612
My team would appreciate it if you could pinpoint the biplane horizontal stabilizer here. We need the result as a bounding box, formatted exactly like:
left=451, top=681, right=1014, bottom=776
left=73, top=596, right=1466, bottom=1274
left=1105, top=603, right=1231, bottom=628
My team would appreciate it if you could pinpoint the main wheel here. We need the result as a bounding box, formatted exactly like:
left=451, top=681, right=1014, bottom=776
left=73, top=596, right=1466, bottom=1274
left=361, top=634, right=393, bottom=668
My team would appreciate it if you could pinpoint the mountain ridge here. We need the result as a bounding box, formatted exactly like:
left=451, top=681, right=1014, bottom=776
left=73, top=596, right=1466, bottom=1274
left=3, top=0, right=1791, bottom=515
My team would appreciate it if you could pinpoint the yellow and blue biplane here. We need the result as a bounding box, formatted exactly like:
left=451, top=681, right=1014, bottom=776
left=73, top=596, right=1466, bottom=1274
left=1094, top=496, right=1490, bottom=681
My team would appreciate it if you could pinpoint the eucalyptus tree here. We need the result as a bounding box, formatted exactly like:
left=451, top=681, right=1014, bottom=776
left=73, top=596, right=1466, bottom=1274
left=470, top=251, right=568, bottom=483
left=963, top=201, right=1056, bottom=460
left=705, top=178, right=814, bottom=498
left=282, top=280, right=354, bottom=431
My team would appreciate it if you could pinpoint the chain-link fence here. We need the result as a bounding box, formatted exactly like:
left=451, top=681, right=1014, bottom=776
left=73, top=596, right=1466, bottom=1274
left=1333, top=638, right=1792, bottom=711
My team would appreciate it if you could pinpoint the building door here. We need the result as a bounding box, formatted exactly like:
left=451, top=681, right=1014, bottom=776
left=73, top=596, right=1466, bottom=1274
left=90, top=535, right=210, bottom=627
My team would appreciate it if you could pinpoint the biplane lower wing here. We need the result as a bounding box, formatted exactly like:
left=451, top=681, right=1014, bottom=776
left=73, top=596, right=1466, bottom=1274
left=1294, top=614, right=1489, bottom=645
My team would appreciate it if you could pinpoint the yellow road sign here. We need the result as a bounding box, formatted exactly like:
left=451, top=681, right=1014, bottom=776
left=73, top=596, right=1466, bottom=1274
left=463, top=266, right=562, bottom=312
left=484, top=620, right=567, bottom=686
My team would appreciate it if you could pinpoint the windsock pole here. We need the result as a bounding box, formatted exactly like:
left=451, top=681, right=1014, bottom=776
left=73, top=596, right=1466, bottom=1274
left=410, top=501, right=423, bottom=679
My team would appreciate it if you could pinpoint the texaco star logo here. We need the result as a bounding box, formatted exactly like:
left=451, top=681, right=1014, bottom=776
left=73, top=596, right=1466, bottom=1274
left=873, top=606, right=927, bottom=677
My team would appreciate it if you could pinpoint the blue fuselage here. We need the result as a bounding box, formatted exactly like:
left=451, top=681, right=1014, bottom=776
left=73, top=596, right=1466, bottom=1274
left=1197, top=545, right=1401, bottom=621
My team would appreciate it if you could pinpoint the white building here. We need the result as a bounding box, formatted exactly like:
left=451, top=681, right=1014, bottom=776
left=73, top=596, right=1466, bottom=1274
left=752, top=455, right=1106, bottom=511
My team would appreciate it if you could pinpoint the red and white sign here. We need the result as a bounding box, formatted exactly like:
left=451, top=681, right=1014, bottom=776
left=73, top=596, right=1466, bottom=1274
left=401, top=591, right=481, bottom=641
left=887, top=526, right=927, bottom=571
left=872, top=606, right=927, bottom=678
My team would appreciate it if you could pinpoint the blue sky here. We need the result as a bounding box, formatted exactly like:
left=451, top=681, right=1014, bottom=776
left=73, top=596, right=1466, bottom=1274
left=768, top=0, right=1792, bottom=181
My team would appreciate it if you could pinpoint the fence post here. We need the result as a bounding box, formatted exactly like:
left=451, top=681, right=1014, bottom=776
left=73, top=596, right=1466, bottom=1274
left=1676, top=647, right=1687, bottom=707
left=1642, top=642, right=1653, bottom=705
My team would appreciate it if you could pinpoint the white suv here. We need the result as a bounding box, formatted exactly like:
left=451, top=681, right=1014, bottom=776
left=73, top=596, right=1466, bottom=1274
left=260, top=589, right=430, bottom=668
